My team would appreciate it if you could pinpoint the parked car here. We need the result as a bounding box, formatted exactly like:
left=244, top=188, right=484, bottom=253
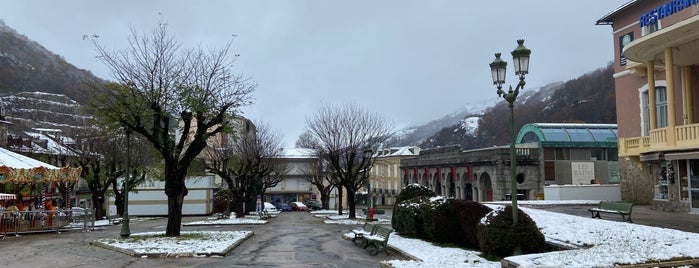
left=305, top=200, right=322, bottom=210
left=274, top=202, right=292, bottom=212
left=264, top=202, right=278, bottom=212
left=289, top=202, right=308, bottom=211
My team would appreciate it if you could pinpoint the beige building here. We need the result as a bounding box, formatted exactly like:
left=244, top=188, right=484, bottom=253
left=362, top=146, right=420, bottom=208
left=597, top=0, right=699, bottom=212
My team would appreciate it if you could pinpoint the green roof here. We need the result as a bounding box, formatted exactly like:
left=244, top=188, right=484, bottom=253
left=516, top=123, right=617, bottom=148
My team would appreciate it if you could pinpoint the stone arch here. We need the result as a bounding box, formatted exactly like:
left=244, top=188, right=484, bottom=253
left=478, top=172, right=493, bottom=202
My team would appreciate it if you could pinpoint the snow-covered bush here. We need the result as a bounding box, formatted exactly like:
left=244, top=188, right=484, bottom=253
left=476, top=205, right=547, bottom=258
left=395, top=183, right=436, bottom=204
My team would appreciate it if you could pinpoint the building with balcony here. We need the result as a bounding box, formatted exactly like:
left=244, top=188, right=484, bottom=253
left=597, top=0, right=699, bottom=212
left=361, top=146, right=420, bottom=208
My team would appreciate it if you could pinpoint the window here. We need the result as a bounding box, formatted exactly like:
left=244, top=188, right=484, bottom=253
left=642, top=90, right=650, bottom=136
left=642, top=20, right=660, bottom=36
left=640, top=83, right=668, bottom=134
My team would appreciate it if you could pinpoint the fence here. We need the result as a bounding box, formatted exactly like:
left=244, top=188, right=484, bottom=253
left=1, top=208, right=95, bottom=237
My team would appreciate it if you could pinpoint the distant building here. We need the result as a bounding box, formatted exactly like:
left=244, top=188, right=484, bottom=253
left=107, top=176, right=216, bottom=216
left=264, top=148, right=323, bottom=207
left=401, top=123, right=619, bottom=201
left=597, top=1, right=699, bottom=212
left=361, top=146, right=420, bottom=208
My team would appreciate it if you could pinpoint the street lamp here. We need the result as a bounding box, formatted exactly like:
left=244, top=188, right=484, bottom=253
left=120, top=129, right=131, bottom=237
left=489, top=39, right=531, bottom=225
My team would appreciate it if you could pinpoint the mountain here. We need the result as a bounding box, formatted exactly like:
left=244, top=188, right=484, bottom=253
left=389, top=63, right=615, bottom=149
left=0, top=19, right=101, bottom=104
left=0, top=91, right=91, bottom=137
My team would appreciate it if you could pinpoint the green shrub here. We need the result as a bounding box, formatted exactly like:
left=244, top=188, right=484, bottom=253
left=392, top=184, right=436, bottom=234
left=476, top=205, right=547, bottom=258
left=395, top=183, right=436, bottom=204
left=392, top=196, right=431, bottom=237
left=431, top=200, right=492, bottom=248
left=419, top=196, right=448, bottom=241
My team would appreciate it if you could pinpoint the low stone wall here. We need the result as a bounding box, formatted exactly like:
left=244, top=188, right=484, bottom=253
left=544, top=184, right=621, bottom=201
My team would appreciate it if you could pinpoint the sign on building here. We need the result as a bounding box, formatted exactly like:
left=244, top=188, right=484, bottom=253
left=571, top=162, right=595, bottom=185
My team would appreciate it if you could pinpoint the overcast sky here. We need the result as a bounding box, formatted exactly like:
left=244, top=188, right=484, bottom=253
left=0, top=1, right=628, bottom=147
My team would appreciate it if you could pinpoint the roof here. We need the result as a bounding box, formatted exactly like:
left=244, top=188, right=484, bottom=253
left=516, top=123, right=618, bottom=148
left=0, top=147, right=58, bottom=169
left=376, top=146, right=421, bottom=157
left=596, top=0, right=638, bottom=25
left=279, top=148, right=316, bottom=158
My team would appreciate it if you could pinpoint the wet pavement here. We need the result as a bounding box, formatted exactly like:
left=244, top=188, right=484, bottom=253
left=0, top=211, right=403, bottom=268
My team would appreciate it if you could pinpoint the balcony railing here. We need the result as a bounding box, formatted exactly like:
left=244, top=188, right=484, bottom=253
left=620, top=123, right=699, bottom=156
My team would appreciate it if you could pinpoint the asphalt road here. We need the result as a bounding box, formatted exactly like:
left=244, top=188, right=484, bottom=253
left=0, top=211, right=403, bottom=268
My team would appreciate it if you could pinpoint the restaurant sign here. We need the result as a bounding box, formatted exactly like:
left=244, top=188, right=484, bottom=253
left=640, top=0, right=699, bottom=27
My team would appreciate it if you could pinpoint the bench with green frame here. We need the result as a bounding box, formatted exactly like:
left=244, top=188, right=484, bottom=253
left=589, top=201, right=634, bottom=222
left=364, top=225, right=393, bottom=256
left=351, top=222, right=377, bottom=248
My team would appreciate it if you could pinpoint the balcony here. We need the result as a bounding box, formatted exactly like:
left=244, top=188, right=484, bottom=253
left=619, top=124, right=699, bottom=156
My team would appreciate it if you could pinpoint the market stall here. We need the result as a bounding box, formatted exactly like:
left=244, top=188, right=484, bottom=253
left=0, top=147, right=82, bottom=234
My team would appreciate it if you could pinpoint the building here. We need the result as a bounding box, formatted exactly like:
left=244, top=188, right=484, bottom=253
left=517, top=123, right=620, bottom=185
left=401, top=145, right=541, bottom=202
left=107, top=176, right=215, bottom=216
left=264, top=148, right=322, bottom=207
left=400, top=123, right=619, bottom=202
left=597, top=0, right=699, bottom=212
left=361, top=146, right=420, bottom=208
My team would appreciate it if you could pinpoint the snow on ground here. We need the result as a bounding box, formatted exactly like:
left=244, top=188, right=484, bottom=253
left=508, top=206, right=699, bottom=267
left=92, top=202, right=699, bottom=267
left=94, top=230, right=252, bottom=257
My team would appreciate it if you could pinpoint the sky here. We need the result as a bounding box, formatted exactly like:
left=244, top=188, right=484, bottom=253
left=0, top=1, right=629, bottom=147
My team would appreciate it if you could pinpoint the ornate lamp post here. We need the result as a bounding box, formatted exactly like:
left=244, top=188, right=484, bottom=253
left=489, top=39, right=531, bottom=225
left=120, top=129, right=131, bottom=237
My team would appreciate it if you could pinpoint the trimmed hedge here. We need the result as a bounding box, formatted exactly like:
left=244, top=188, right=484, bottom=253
left=476, top=205, right=547, bottom=258
left=431, top=200, right=492, bottom=248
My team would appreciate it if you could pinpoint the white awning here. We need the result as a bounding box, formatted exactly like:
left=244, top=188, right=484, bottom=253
left=0, top=193, right=16, bottom=200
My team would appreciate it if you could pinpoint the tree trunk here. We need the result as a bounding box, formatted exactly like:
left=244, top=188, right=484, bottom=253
left=321, top=193, right=331, bottom=210
left=337, top=186, right=343, bottom=215
left=114, top=191, right=124, bottom=216
left=165, top=193, right=184, bottom=236
left=164, top=173, right=187, bottom=236
left=91, top=194, right=105, bottom=220
left=346, top=186, right=356, bottom=219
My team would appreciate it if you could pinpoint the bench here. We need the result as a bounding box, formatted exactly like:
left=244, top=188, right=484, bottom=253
left=589, top=201, right=634, bottom=222
left=106, top=215, right=122, bottom=225
left=351, top=222, right=377, bottom=248
left=364, top=225, right=393, bottom=256
left=259, top=210, right=270, bottom=220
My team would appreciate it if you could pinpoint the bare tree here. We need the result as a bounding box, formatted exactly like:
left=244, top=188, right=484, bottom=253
left=74, top=126, right=155, bottom=220
left=88, top=23, right=255, bottom=236
left=305, top=103, right=393, bottom=219
left=201, top=120, right=285, bottom=218
left=296, top=131, right=337, bottom=210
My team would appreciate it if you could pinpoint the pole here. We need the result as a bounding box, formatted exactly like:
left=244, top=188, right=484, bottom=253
left=120, top=130, right=131, bottom=237
left=509, top=101, right=518, bottom=224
